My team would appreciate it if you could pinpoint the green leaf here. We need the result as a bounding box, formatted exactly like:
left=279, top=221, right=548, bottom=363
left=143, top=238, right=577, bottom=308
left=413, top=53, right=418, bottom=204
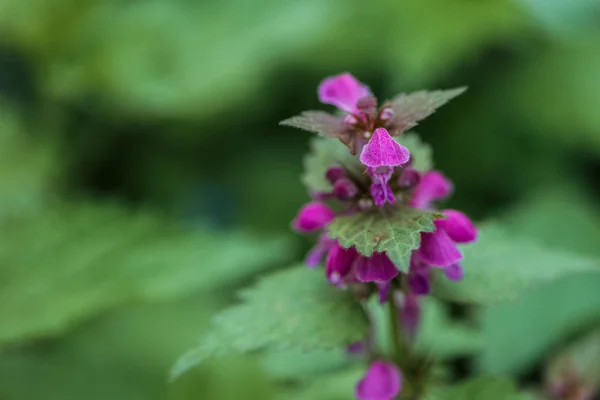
left=280, top=111, right=349, bottom=138
left=171, top=265, right=369, bottom=380
left=503, top=185, right=600, bottom=258
left=396, top=132, right=433, bottom=172
left=425, top=377, right=526, bottom=400
left=432, top=225, right=600, bottom=304
left=282, top=366, right=363, bottom=400
left=0, top=202, right=291, bottom=345
left=477, top=272, right=600, bottom=375
left=387, top=88, right=467, bottom=133
left=0, top=105, right=59, bottom=216
left=415, top=298, right=482, bottom=360
left=326, top=207, right=439, bottom=272
left=301, top=136, right=363, bottom=193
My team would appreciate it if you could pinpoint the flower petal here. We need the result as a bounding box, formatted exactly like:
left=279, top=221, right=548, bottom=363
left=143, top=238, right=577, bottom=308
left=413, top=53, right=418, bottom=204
left=437, top=209, right=478, bottom=243
left=318, top=73, right=371, bottom=114
left=444, top=263, right=464, bottom=281
left=356, top=361, right=402, bottom=400
left=409, top=170, right=453, bottom=209
left=408, top=270, right=431, bottom=295
left=356, top=252, right=399, bottom=283
left=418, top=225, right=463, bottom=267
left=325, top=243, right=358, bottom=286
left=360, top=128, right=410, bottom=168
left=370, top=182, right=395, bottom=207
left=291, top=202, right=335, bottom=233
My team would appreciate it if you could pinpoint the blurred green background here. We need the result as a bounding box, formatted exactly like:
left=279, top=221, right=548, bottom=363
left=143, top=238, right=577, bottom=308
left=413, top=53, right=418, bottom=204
left=0, top=0, right=599, bottom=399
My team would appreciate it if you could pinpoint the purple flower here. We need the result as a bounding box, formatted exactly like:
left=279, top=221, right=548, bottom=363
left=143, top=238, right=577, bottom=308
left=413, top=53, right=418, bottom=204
left=418, top=209, right=477, bottom=268
left=325, top=242, right=359, bottom=286
left=409, top=171, right=477, bottom=269
left=444, top=263, right=464, bottom=281
left=305, top=233, right=336, bottom=268
left=407, top=255, right=431, bottom=296
left=292, top=201, right=335, bottom=233
left=355, top=252, right=399, bottom=283
left=334, top=178, right=359, bottom=200
left=360, top=128, right=410, bottom=169
left=318, top=73, right=371, bottom=114
left=408, top=170, right=453, bottom=209
left=356, top=361, right=402, bottom=400
left=398, top=291, right=421, bottom=340
left=370, top=181, right=395, bottom=207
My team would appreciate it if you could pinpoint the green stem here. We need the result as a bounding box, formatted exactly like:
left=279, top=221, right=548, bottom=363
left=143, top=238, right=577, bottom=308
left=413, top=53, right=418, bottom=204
left=387, top=288, right=404, bottom=365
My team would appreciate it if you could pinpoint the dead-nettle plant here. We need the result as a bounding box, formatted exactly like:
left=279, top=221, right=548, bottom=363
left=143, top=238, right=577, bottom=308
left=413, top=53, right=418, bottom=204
left=285, top=73, right=475, bottom=399
left=169, top=73, right=600, bottom=400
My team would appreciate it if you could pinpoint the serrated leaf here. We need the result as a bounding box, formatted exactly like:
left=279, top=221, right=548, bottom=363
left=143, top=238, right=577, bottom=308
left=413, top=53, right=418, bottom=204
left=280, top=111, right=349, bottom=138
left=478, top=273, right=600, bottom=375
left=387, top=88, right=466, bottom=133
left=396, top=132, right=433, bottom=172
left=301, top=136, right=364, bottom=193
left=170, top=265, right=369, bottom=380
left=326, top=207, right=439, bottom=272
left=432, top=225, right=600, bottom=304
left=0, top=202, right=291, bottom=345
left=425, top=377, right=526, bottom=400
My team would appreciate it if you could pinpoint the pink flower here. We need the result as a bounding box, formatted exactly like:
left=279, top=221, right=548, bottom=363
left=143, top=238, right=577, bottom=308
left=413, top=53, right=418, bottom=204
left=292, top=202, right=335, bottom=233
left=360, top=128, right=410, bottom=169
left=356, top=361, right=402, bottom=400
left=408, top=170, right=453, bottom=209
left=318, top=73, right=371, bottom=114
left=326, top=242, right=359, bottom=286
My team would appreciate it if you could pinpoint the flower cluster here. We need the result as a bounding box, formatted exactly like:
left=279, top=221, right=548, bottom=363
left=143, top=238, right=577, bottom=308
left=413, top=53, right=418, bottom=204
left=285, top=73, right=477, bottom=400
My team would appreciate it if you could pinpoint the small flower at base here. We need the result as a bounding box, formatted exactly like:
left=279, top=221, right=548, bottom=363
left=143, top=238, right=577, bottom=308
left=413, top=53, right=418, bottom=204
left=318, top=73, right=371, bottom=114
left=292, top=202, right=336, bottom=233
left=408, top=271, right=430, bottom=295
left=356, top=361, right=402, bottom=400
left=325, top=165, right=346, bottom=184
left=360, top=128, right=410, bottom=169
left=355, top=252, right=399, bottom=283
left=418, top=225, right=463, bottom=267
left=334, top=178, right=359, bottom=200
left=326, top=243, right=359, bottom=286
left=370, top=182, right=395, bottom=207
left=396, top=291, right=421, bottom=340
left=409, top=170, right=453, bottom=209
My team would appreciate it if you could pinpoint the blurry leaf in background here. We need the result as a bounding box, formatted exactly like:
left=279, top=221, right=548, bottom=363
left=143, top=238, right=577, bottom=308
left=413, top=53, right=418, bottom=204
left=425, top=376, right=527, bottom=400
left=1, top=0, right=346, bottom=120
left=397, top=133, right=433, bottom=173
left=476, top=186, right=600, bottom=375
left=503, top=185, right=600, bottom=258
left=0, top=105, right=60, bottom=215
left=380, top=0, right=529, bottom=85
left=171, top=265, right=369, bottom=380
left=282, top=366, right=364, bottom=400
left=415, top=298, right=482, bottom=360
left=0, top=294, right=279, bottom=400
left=0, top=201, right=292, bottom=345
left=261, top=346, right=349, bottom=381
left=521, top=0, right=600, bottom=37
left=432, top=225, right=600, bottom=304
left=477, top=272, right=600, bottom=375
left=506, top=41, right=600, bottom=152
